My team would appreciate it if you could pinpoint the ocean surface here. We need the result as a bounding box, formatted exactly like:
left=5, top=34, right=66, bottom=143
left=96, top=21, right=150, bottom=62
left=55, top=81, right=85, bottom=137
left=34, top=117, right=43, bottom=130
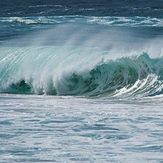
left=0, top=0, right=163, bottom=162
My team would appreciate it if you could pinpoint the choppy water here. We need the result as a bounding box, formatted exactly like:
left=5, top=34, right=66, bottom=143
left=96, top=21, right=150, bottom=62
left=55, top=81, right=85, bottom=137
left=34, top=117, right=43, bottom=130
left=0, top=94, right=163, bottom=162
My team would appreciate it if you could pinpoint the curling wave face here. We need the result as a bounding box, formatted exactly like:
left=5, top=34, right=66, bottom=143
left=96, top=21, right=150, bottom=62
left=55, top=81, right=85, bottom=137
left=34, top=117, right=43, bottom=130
left=0, top=46, right=163, bottom=98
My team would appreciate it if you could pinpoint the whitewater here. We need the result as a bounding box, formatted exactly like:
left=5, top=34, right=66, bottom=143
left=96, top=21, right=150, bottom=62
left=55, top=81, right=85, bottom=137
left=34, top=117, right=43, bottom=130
left=0, top=1, right=163, bottom=162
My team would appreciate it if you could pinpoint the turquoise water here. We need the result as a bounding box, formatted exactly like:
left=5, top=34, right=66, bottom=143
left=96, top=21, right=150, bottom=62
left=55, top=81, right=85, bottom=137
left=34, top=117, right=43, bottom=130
left=0, top=94, right=163, bottom=162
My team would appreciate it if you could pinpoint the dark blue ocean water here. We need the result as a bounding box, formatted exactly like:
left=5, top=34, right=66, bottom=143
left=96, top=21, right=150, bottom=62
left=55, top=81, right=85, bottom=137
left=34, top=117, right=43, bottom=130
left=1, top=0, right=163, bottom=17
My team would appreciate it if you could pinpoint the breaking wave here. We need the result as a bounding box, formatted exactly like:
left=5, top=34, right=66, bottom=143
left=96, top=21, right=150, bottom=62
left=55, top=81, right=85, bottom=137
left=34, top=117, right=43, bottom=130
left=0, top=49, right=163, bottom=98
left=0, top=22, right=163, bottom=98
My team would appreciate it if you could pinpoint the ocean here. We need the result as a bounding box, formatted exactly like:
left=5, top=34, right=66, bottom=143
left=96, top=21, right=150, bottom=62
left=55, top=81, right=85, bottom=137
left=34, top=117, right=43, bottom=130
left=0, top=0, right=163, bottom=162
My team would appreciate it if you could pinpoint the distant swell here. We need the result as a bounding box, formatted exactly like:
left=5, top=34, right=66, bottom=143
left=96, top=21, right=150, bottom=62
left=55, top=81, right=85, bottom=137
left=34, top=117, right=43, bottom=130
left=0, top=16, right=163, bottom=27
left=1, top=53, right=163, bottom=98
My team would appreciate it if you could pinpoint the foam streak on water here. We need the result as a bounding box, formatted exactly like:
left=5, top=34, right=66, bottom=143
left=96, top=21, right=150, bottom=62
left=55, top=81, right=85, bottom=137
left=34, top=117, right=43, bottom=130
left=0, top=94, right=163, bottom=163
